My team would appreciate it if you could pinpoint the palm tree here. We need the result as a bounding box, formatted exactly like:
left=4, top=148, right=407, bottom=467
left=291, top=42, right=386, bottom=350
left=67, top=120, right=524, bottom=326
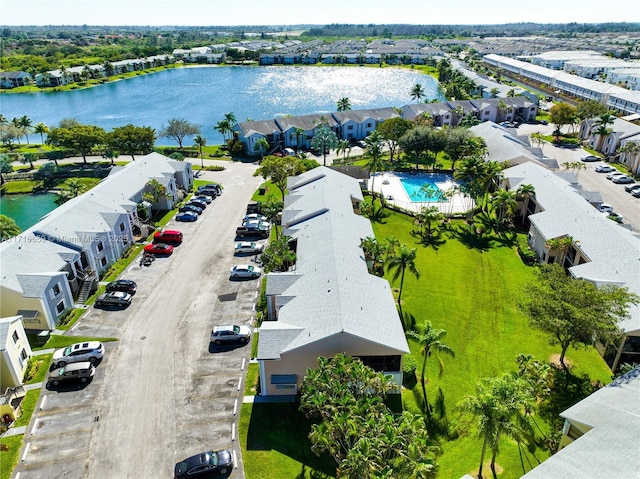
left=415, top=206, right=442, bottom=240
left=387, top=243, right=420, bottom=318
left=34, top=123, right=49, bottom=144
left=515, top=184, right=535, bottom=223
left=310, top=126, right=338, bottom=166
left=593, top=112, right=616, bottom=152
left=335, top=139, right=351, bottom=163
left=103, top=148, right=119, bottom=166
left=0, top=214, right=22, bottom=242
left=0, top=154, right=13, bottom=185
left=214, top=119, right=231, bottom=141
left=544, top=235, right=574, bottom=266
left=410, top=83, right=425, bottom=102
left=18, top=116, right=33, bottom=144
left=294, top=127, right=305, bottom=149
left=491, top=189, right=517, bottom=233
left=194, top=135, right=207, bottom=168
left=254, top=137, right=270, bottom=160
left=407, top=322, right=454, bottom=421
left=363, top=130, right=385, bottom=201
left=224, top=111, right=237, bottom=127
left=336, top=97, right=351, bottom=111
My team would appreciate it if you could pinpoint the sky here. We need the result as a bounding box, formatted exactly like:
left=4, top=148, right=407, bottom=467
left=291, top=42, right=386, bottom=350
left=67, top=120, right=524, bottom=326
left=1, top=0, right=639, bottom=26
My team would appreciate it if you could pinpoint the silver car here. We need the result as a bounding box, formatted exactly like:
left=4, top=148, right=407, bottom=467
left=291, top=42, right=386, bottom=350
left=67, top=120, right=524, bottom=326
left=229, top=264, right=262, bottom=279
left=234, top=242, right=264, bottom=255
left=52, top=341, right=104, bottom=367
left=47, top=362, right=95, bottom=386
left=210, top=325, right=252, bottom=345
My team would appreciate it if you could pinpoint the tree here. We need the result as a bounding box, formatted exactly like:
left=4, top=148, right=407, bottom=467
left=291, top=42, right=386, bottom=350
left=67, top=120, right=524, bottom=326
left=107, top=124, right=156, bottom=160
left=0, top=154, right=13, bottom=185
left=142, top=178, right=170, bottom=218
left=576, top=99, right=608, bottom=121
left=20, top=152, right=38, bottom=169
left=459, top=373, right=535, bottom=479
left=414, top=205, right=442, bottom=240
left=336, top=96, right=351, bottom=111
left=360, top=236, right=386, bottom=276
left=593, top=112, right=616, bottom=152
left=519, top=264, right=639, bottom=372
left=33, top=122, right=49, bottom=144
left=458, top=112, right=481, bottom=128
left=549, top=103, right=577, bottom=138
left=253, top=137, right=270, bottom=159
left=0, top=215, right=22, bottom=241
left=254, top=155, right=303, bottom=200
left=18, top=115, right=33, bottom=144
left=407, top=322, right=455, bottom=421
left=443, top=129, right=486, bottom=172
left=55, top=177, right=86, bottom=205
left=193, top=135, right=207, bottom=167
left=387, top=243, right=420, bottom=317
left=410, top=83, right=425, bottom=102
left=310, top=126, right=338, bottom=166
left=376, top=117, right=412, bottom=163
left=335, top=139, right=351, bottom=163
left=364, top=130, right=386, bottom=200
left=159, top=118, right=200, bottom=148
left=261, top=235, right=296, bottom=272
left=46, top=124, right=106, bottom=164
left=490, top=188, right=517, bottom=233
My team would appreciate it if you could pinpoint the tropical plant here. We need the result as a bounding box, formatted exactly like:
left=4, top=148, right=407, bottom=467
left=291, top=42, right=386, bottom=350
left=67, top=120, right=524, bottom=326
left=376, top=117, right=412, bottom=163
left=414, top=206, right=442, bottom=240
left=335, top=139, right=351, bottom=163
left=0, top=214, right=22, bottom=241
left=261, top=235, right=296, bottom=272
left=490, top=189, right=518, bottom=233
left=310, top=126, right=338, bottom=166
left=593, top=112, right=616, bottom=152
left=254, top=155, right=303, bottom=200
left=0, top=154, right=13, bottom=185
left=387, top=243, right=420, bottom=317
left=363, top=130, right=386, bottom=201
left=407, top=322, right=455, bottom=421
left=193, top=135, right=207, bottom=167
left=410, top=83, right=426, bottom=102
left=253, top=137, right=270, bottom=159
left=18, top=115, right=33, bottom=144
left=360, top=236, right=385, bottom=276
left=34, top=122, right=49, bottom=144
left=336, top=96, right=351, bottom=111
left=519, top=263, right=638, bottom=373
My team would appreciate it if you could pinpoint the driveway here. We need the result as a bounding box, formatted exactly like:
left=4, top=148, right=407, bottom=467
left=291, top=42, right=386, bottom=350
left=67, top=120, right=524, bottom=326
left=516, top=124, right=639, bottom=231
left=14, top=160, right=263, bottom=479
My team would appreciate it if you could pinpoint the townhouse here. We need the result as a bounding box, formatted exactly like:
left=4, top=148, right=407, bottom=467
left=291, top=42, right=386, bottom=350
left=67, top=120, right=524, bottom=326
left=502, top=162, right=640, bottom=371
left=0, top=153, right=193, bottom=332
left=0, top=315, right=33, bottom=390
left=0, top=71, right=33, bottom=89
left=258, top=167, right=409, bottom=396
left=579, top=117, right=640, bottom=159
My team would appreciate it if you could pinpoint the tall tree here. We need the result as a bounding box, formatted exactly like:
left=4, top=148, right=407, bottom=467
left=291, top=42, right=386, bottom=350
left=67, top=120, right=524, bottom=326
left=0, top=154, right=13, bottom=185
left=549, top=103, right=577, bottom=138
left=33, top=122, right=49, bottom=144
left=193, top=134, right=207, bottom=167
left=261, top=235, right=296, bottom=272
left=254, top=155, right=303, bottom=200
left=407, top=322, right=455, bottom=421
left=363, top=130, right=386, bottom=201
left=519, top=264, right=638, bottom=372
left=576, top=99, right=608, bottom=121
left=107, top=124, right=156, bottom=160
left=377, top=117, right=412, bottom=163
left=410, top=83, right=425, bottom=102
left=593, top=112, right=616, bottom=152
left=490, top=188, right=518, bottom=233
left=159, top=118, right=200, bottom=148
left=310, top=125, right=338, bottom=166
left=46, top=124, right=107, bottom=164
left=335, top=139, right=351, bottom=162
left=387, top=243, right=420, bottom=317
left=336, top=96, right=351, bottom=111
left=18, top=115, right=33, bottom=144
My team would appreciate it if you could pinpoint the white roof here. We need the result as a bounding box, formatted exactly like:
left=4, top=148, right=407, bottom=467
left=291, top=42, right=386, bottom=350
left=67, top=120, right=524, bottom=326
left=258, top=167, right=409, bottom=360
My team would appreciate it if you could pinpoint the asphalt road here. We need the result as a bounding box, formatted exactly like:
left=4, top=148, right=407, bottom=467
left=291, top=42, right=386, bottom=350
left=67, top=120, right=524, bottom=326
left=517, top=123, right=639, bottom=231
left=14, top=160, right=263, bottom=479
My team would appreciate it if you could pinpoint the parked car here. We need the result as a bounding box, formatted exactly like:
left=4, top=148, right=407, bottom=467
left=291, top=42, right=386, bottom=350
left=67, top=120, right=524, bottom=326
left=606, top=171, right=626, bottom=180
left=606, top=212, right=624, bottom=222
left=230, top=264, right=262, bottom=279
left=179, top=204, right=203, bottom=215
left=95, top=291, right=132, bottom=308
left=105, top=279, right=137, bottom=294
left=197, top=189, right=218, bottom=199
left=599, top=204, right=614, bottom=214
left=623, top=183, right=639, bottom=192
left=174, top=449, right=233, bottom=478
left=234, top=241, right=264, bottom=255
left=176, top=212, right=198, bottom=222
left=236, top=225, right=269, bottom=239
left=47, top=362, right=95, bottom=387
left=210, top=325, right=252, bottom=345
left=632, top=189, right=640, bottom=198
left=242, top=219, right=271, bottom=229
left=52, top=341, right=104, bottom=367
left=613, top=175, right=634, bottom=184
left=193, top=195, right=213, bottom=204
left=243, top=214, right=268, bottom=223
left=197, top=183, right=222, bottom=196
left=595, top=165, right=616, bottom=173
left=187, top=198, right=207, bottom=210
left=154, top=229, right=183, bottom=245
left=144, top=243, right=174, bottom=256
left=580, top=155, right=600, bottom=162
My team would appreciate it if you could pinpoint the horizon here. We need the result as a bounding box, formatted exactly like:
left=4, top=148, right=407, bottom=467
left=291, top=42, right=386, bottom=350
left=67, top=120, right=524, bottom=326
left=2, top=0, right=639, bottom=27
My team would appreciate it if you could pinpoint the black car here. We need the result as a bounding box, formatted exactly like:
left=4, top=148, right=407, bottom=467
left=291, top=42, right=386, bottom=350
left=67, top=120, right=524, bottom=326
left=105, top=280, right=137, bottom=295
left=174, top=449, right=233, bottom=478
left=197, top=183, right=222, bottom=195
left=188, top=198, right=207, bottom=210
left=197, top=189, right=218, bottom=199
left=179, top=204, right=203, bottom=215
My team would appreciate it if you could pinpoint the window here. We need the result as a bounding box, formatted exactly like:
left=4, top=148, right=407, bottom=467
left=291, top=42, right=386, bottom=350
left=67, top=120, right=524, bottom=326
left=347, top=125, right=353, bottom=130
left=12, top=331, right=19, bottom=343
left=56, top=301, right=65, bottom=314
left=366, top=122, right=372, bottom=128
left=20, top=349, right=28, bottom=361
left=97, top=242, right=104, bottom=252
left=119, top=223, right=125, bottom=232
left=101, top=257, right=107, bottom=267
left=53, top=284, right=61, bottom=296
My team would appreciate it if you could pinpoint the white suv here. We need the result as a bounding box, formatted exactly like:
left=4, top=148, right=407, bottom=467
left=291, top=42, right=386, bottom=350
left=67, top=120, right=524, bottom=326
left=52, top=341, right=104, bottom=367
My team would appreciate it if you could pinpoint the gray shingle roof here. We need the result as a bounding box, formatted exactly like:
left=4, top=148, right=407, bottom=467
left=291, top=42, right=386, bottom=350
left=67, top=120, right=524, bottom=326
left=258, top=167, right=409, bottom=360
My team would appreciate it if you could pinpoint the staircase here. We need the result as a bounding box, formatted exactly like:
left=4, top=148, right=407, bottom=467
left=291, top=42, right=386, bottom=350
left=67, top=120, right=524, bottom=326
left=76, top=269, right=96, bottom=304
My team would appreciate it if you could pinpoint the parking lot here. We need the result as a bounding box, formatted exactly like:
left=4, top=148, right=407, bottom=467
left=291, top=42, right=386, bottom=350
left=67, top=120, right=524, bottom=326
left=14, top=160, right=263, bottom=479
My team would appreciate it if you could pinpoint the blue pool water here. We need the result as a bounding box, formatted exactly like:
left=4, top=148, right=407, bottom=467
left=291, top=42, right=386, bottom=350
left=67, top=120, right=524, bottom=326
left=399, top=174, right=454, bottom=203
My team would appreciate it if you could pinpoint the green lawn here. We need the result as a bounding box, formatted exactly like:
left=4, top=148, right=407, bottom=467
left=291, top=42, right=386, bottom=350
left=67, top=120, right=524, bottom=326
left=240, top=403, right=336, bottom=479
left=0, top=435, right=23, bottom=479
left=372, top=209, right=612, bottom=478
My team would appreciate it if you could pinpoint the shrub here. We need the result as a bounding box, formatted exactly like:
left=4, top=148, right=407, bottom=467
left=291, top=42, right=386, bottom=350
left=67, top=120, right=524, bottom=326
left=516, top=235, right=537, bottom=265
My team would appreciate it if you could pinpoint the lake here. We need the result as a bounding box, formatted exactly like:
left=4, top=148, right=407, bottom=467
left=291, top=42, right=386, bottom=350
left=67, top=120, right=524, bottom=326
left=0, top=65, right=445, bottom=144
left=0, top=193, right=58, bottom=230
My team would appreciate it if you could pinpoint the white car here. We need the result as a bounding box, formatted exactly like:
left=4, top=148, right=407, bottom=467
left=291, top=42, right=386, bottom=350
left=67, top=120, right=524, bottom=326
left=52, top=341, right=104, bottom=367
left=595, top=165, right=616, bottom=173
left=598, top=204, right=613, bottom=214
left=612, top=175, right=634, bottom=184
left=243, top=214, right=267, bottom=223
left=234, top=241, right=264, bottom=255
left=606, top=171, right=625, bottom=180
left=230, top=264, right=262, bottom=279
left=242, top=219, right=271, bottom=229
left=210, top=324, right=252, bottom=345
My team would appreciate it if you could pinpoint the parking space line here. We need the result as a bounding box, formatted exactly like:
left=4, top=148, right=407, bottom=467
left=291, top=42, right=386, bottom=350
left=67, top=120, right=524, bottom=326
left=233, top=399, right=238, bottom=416
left=241, top=358, right=245, bottom=371
left=231, top=423, right=235, bottom=442
left=31, top=418, right=39, bottom=435
left=237, top=377, right=242, bottom=391
left=233, top=450, right=237, bottom=467
left=21, top=442, right=30, bottom=461
left=39, top=395, right=47, bottom=410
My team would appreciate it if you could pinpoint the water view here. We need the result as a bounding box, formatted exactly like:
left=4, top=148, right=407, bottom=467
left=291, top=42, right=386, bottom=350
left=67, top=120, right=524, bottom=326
left=0, top=193, right=58, bottom=230
left=0, top=66, right=445, bottom=145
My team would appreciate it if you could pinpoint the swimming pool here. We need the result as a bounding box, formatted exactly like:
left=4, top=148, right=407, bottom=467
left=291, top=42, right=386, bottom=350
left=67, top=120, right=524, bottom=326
left=398, top=173, right=455, bottom=203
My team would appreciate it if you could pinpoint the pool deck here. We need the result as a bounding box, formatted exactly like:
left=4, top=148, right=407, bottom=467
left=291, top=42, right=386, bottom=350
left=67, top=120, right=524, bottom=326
left=368, top=172, right=473, bottom=214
